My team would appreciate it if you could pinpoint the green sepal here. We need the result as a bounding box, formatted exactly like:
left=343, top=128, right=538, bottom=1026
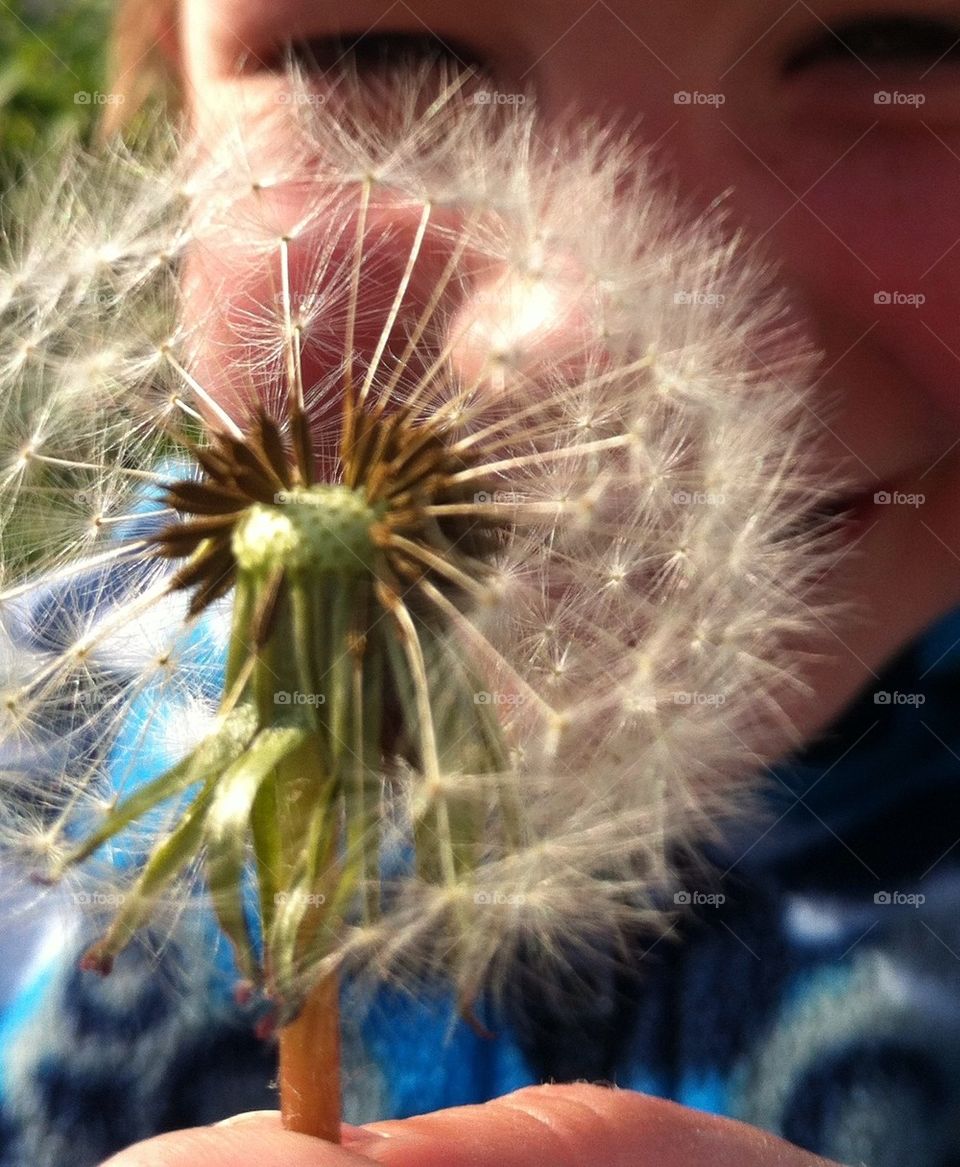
left=249, top=769, right=283, bottom=974
left=204, top=723, right=312, bottom=985
left=59, top=702, right=259, bottom=873
left=83, top=779, right=219, bottom=969
left=266, top=736, right=340, bottom=1006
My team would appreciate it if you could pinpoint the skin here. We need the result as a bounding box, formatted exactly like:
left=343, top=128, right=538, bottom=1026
left=102, top=1085, right=838, bottom=1166
left=106, top=1, right=960, bottom=1163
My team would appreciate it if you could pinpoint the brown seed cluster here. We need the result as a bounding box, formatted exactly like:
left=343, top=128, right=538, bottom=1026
left=153, top=399, right=502, bottom=627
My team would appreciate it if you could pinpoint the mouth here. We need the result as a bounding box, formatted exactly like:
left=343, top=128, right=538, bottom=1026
left=831, top=485, right=886, bottom=535
left=781, top=482, right=896, bottom=546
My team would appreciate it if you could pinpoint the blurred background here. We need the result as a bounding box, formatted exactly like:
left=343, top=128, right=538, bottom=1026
left=0, top=0, right=113, bottom=161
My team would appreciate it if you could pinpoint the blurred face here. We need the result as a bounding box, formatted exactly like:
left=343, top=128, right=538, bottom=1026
left=177, top=0, right=960, bottom=742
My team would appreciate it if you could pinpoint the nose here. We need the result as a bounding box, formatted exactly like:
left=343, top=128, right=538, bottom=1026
left=180, top=60, right=604, bottom=474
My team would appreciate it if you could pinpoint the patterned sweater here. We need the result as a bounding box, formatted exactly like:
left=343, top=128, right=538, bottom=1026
left=1, top=555, right=959, bottom=1167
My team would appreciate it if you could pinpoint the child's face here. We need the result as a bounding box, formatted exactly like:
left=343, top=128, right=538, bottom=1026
left=179, top=0, right=960, bottom=741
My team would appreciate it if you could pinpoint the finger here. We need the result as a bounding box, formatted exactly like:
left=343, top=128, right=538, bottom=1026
left=355, top=1083, right=837, bottom=1167
left=99, top=1111, right=377, bottom=1167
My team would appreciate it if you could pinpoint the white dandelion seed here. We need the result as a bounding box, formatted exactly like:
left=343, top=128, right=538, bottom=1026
left=0, top=61, right=845, bottom=1039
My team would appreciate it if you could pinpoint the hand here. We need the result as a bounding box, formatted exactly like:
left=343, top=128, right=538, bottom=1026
left=99, top=1084, right=841, bottom=1166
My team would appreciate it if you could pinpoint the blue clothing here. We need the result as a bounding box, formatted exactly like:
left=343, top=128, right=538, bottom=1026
left=1, top=554, right=959, bottom=1166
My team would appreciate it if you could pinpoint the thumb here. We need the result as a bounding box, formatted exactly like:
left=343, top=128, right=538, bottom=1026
left=99, top=1087, right=841, bottom=1167
left=100, top=1112, right=376, bottom=1166
left=356, top=1084, right=839, bottom=1167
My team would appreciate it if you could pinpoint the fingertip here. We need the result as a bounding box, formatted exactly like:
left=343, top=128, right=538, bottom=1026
left=354, top=1083, right=628, bottom=1167
left=351, top=1083, right=834, bottom=1167
left=100, top=1114, right=377, bottom=1167
left=214, top=1109, right=283, bottom=1129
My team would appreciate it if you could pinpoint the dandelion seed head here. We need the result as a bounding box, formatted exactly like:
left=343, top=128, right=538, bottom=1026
left=0, top=63, right=851, bottom=1012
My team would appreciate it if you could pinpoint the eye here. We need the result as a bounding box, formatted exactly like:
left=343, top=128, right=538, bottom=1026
left=784, top=13, right=960, bottom=74
left=283, top=32, right=486, bottom=78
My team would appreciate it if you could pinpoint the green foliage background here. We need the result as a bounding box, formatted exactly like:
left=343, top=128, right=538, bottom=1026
left=0, top=0, right=113, bottom=159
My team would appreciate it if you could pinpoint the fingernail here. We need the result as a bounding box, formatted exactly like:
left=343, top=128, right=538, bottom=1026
left=214, top=1110, right=279, bottom=1128
left=342, top=1123, right=393, bottom=1149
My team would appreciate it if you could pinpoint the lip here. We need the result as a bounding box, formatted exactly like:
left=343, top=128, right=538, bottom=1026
left=821, top=475, right=933, bottom=540
left=786, top=479, right=902, bottom=546
left=816, top=486, right=878, bottom=537
left=839, top=485, right=885, bottom=535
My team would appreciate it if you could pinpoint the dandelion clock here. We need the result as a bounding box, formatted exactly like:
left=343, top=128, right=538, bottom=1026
left=0, top=62, right=842, bottom=1139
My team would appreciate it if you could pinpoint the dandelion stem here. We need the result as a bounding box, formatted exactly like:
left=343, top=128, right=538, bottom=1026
left=169, top=394, right=205, bottom=423
left=0, top=539, right=152, bottom=602
left=448, top=353, right=656, bottom=453
left=163, top=351, right=245, bottom=441
left=357, top=200, right=432, bottom=411
left=382, top=532, right=492, bottom=599
left=26, top=454, right=168, bottom=482
left=423, top=500, right=583, bottom=520
left=341, top=176, right=372, bottom=443
left=370, top=207, right=482, bottom=420
left=447, top=433, right=634, bottom=483
left=279, top=970, right=342, bottom=1142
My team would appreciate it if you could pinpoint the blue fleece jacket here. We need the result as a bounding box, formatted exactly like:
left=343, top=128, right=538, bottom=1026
left=1, top=552, right=959, bottom=1167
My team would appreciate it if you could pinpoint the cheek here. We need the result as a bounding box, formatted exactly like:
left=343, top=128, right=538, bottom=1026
left=551, top=50, right=960, bottom=433
left=446, top=266, right=609, bottom=390
left=181, top=183, right=484, bottom=441
left=751, top=132, right=960, bottom=419
left=179, top=91, right=610, bottom=455
left=694, top=85, right=960, bottom=425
